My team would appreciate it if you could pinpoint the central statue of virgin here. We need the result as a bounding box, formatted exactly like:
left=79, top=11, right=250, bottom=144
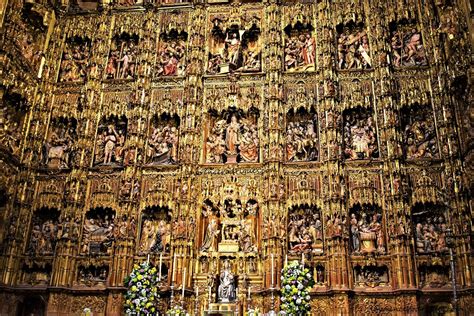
left=218, top=260, right=235, bottom=302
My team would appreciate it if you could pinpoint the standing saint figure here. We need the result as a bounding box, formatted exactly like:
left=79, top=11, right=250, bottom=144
left=218, top=260, right=235, bottom=302
left=225, top=33, right=241, bottom=66
left=200, top=217, right=219, bottom=252
left=226, top=115, right=240, bottom=155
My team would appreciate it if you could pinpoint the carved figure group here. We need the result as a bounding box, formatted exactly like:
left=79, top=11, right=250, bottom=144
left=343, top=110, right=378, bottom=160
left=355, top=266, right=389, bottom=287
left=402, top=106, right=437, bottom=159
left=337, top=29, right=371, bottom=69
left=81, top=211, right=115, bottom=254
left=28, top=216, right=58, bottom=255
left=42, top=119, right=76, bottom=168
left=94, top=118, right=127, bottom=165
left=414, top=214, right=448, bottom=253
left=139, top=218, right=171, bottom=254
left=206, top=115, right=259, bottom=164
left=284, top=31, right=316, bottom=72
left=156, top=39, right=186, bottom=76
left=288, top=206, right=323, bottom=253
left=146, top=122, right=179, bottom=164
left=390, top=28, right=428, bottom=67
left=207, top=19, right=261, bottom=74
left=286, top=116, right=319, bottom=162
left=350, top=211, right=385, bottom=254
left=78, top=266, right=108, bottom=286
left=105, top=36, right=139, bottom=80
left=59, top=38, right=90, bottom=82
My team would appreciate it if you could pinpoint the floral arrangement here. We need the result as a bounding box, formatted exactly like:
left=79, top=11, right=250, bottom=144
left=123, top=261, right=159, bottom=315
left=166, top=305, right=189, bottom=316
left=280, top=261, right=314, bottom=315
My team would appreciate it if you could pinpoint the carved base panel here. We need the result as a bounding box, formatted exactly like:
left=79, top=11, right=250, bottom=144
left=0, top=290, right=472, bottom=315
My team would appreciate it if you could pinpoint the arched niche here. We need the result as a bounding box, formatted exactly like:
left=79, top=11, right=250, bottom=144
left=105, top=32, right=139, bottom=80
left=204, top=107, right=260, bottom=164
left=138, top=206, right=172, bottom=255
left=145, top=113, right=180, bottom=165
left=348, top=203, right=385, bottom=254
left=412, top=202, right=449, bottom=254
left=26, top=207, right=60, bottom=256
left=58, top=35, right=91, bottom=83
left=285, top=107, right=319, bottom=162
left=94, top=115, right=128, bottom=166
left=336, top=22, right=371, bottom=70
left=287, top=204, right=323, bottom=254
left=400, top=103, right=438, bottom=160
left=342, top=106, right=378, bottom=160
left=283, top=20, right=316, bottom=72
left=42, top=116, right=77, bottom=169
left=81, top=207, right=116, bottom=255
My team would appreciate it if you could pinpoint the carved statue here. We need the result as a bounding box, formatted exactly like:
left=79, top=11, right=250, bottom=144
left=343, top=109, right=378, bottom=160
left=206, top=113, right=259, bottom=164
left=288, top=206, right=323, bottom=254
left=337, top=29, right=371, bottom=69
left=201, top=217, right=219, bottom=252
left=286, top=114, right=319, bottom=162
left=43, top=119, right=76, bottom=168
left=218, top=260, right=235, bottom=302
left=81, top=211, right=115, bottom=254
left=402, top=105, right=437, bottom=159
left=349, top=207, right=385, bottom=254
left=105, top=35, right=138, bottom=80
left=59, top=38, right=90, bottom=82
left=94, top=118, right=127, bottom=165
left=390, top=28, right=427, bottom=67
left=156, top=37, right=187, bottom=76
left=284, top=27, right=316, bottom=72
left=414, top=211, right=448, bottom=254
left=146, top=120, right=179, bottom=164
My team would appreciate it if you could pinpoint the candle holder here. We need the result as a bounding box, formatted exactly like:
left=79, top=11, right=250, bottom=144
left=170, top=284, right=175, bottom=308
left=268, top=284, right=276, bottom=315
left=194, top=288, right=199, bottom=316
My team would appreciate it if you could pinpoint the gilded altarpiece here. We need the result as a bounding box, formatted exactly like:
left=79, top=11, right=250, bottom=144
left=0, top=0, right=472, bottom=315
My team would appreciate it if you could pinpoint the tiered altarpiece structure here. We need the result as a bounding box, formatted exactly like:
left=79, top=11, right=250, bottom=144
left=0, top=0, right=473, bottom=314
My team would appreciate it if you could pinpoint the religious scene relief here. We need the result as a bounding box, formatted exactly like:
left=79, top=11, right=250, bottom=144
left=155, top=13, right=187, bottom=77
left=42, top=117, right=77, bottom=169
left=0, top=92, right=28, bottom=156
left=58, top=36, right=91, bottom=83
left=20, top=263, right=52, bottom=286
left=288, top=204, right=323, bottom=254
left=390, top=23, right=428, bottom=67
left=94, top=116, right=127, bottom=166
left=205, top=108, right=259, bottom=164
left=419, top=265, right=450, bottom=288
left=337, top=23, right=371, bottom=70
left=138, top=206, right=171, bottom=254
left=284, top=18, right=316, bottom=72
left=349, top=203, right=385, bottom=255
left=285, top=108, right=319, bottom=162
left=412, top=203, right=449, bottom=254
left=200, top=195, right=258, bottom=253
left=401, top=104, right=438, bottom=160
left=105, top=33, right=139, bottom=80
left=76, top=265, right=109, bottom=287
left=207, top=10, right=262, bottom=74
left=145, top=114, right=179, bottom=165
left=27, top=208, right=60, bottom=256
left=343, top=107, right=378, bottom=160
left=354, top=265, right=389, bottom=287
left=81, top=208, right=116, bottom=255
